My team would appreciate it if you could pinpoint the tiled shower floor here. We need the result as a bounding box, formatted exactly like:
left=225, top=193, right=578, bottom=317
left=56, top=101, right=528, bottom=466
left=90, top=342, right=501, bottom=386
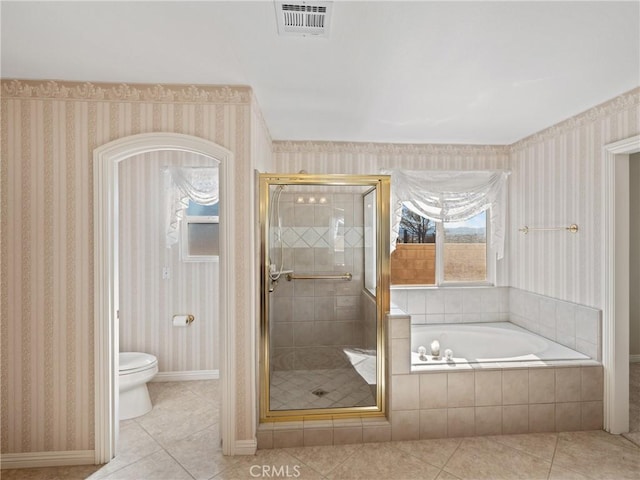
left=270, top=368, right=375, bottom=410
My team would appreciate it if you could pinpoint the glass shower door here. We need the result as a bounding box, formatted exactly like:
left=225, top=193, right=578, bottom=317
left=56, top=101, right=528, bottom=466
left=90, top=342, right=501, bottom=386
left=259, top=174, right=389, bottom=421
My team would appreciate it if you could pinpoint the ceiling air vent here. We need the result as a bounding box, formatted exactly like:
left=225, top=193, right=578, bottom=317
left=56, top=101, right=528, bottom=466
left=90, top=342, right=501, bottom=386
left=275, top=1, right=332, bottom=38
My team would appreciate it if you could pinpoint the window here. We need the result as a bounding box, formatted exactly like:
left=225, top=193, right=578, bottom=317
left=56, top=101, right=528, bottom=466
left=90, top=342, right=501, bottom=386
left=181, top=200, right=219, bottom=262
left=442, top=210, right=487, bottom=282
left=391, top=207, right=490, bottom=285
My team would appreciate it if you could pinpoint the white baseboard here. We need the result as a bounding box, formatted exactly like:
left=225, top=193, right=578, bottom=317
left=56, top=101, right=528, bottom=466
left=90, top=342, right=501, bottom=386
left=630, top=354, right=640, bottom=363
left=1, top=450, right=95, bottom=469
left=151, top=369, right=219, bottom=382
left=234, top=439, right=257, bottom=455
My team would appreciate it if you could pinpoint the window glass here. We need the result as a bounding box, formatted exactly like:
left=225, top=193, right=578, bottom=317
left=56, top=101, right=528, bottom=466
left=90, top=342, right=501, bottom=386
left=443, top=210, right=487, bottom=282
left=187, top=223, right=219, bottom=256
left=186, top=202, right=219, bottom=217
left=391, top=207, right=488, bottom=285
left=391, top=206, right=436, bottom=285
left=182, top=200, right=219, bottom=261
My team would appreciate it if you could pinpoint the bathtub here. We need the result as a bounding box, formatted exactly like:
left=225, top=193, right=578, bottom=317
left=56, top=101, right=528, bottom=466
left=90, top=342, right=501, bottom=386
left=411, top=321, right=590, bottom=365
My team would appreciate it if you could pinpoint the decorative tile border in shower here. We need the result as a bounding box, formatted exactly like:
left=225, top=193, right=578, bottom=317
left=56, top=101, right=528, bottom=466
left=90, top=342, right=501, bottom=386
left=273, top=226, right=364, bottom=248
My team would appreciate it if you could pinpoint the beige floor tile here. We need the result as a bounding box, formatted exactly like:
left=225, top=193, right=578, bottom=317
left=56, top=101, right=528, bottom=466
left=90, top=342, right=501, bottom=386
left=392, top=438, right=462, bottom=468
left=212, top=449, right=324, bottom=480
left=484, top=432, right=558, bottom=462
left=10, top=376, right=640, bottom=480
left=547, top=464, right=591, bottom=480
left=164, top=424, right=240, bottom=480
left=284, top=443, right=362, bottom=475
left=184, top=378, right=221, bottom=400
left=96, top=450, right=193, bottom=480
left=324, top=442, right=440, bottom=480
left=147, top=381, right=189, bottom=404
left=622, top=430, right=640, bottom=448
left=553, top=431, right=640, bottom=480
left=436, top=471, right=462, bottom=480
left=443, top=437, right=551, bottom=480
left=135, top=391, right=219, bottom=446
left=88, top=421, right=163, bottom=478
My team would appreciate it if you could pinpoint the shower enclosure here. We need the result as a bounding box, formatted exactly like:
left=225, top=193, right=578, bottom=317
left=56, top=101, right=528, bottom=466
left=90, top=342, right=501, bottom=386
left=259, top=174, right=390, bottom=421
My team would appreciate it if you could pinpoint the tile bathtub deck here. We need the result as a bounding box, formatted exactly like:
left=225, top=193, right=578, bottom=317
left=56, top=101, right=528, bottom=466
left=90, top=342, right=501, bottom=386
left=3, top=380, right=640, bottom=480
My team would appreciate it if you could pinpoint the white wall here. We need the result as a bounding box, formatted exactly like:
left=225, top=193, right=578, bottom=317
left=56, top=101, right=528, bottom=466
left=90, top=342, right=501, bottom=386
left=119, top=151, right=219, bottom=373
left=630, top=153, right=640, bottom=357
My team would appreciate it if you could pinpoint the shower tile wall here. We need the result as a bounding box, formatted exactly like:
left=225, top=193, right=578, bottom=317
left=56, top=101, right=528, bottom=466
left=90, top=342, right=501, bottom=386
left=270, top=192, right=366, bottom=370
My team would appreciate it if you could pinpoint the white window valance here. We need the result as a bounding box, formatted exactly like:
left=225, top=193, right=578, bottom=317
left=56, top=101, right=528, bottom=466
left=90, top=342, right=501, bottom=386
left=164, top=166, right=219, bottom=248
left=385, top=169, right=511, bottom=259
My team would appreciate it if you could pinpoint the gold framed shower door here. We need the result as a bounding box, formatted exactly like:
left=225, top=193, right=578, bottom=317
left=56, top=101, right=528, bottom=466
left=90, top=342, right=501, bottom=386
left=259, top=173, right=390, bottom=422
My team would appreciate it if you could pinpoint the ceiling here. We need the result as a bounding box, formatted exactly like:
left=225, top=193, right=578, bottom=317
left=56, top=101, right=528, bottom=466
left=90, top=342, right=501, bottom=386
left=2, top=1, right=639, bottom=144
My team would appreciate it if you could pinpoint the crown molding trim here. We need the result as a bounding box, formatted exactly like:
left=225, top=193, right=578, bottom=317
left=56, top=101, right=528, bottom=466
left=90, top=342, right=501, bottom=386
left=273, top=140, right=510, bottom=156
left=511, top=87, right=640, bottom=152
left=1, top=79, right=252, bottom=104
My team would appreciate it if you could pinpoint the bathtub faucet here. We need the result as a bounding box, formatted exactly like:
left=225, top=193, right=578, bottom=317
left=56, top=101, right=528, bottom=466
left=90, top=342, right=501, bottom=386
left=417, top=346, right=428, bottom=361
left=430, top=340, right=441, bottom=359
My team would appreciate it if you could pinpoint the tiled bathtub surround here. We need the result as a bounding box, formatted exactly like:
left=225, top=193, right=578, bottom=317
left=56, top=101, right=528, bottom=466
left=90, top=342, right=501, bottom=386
left=391, top=286, right=601, bottom=361
left=509, top=287, right=601, bottom=360
left=389, top=314, right=603, bottom=440
left=391, top=286, right=510, bottom=325
left=259, top=287, right=603, bottom=446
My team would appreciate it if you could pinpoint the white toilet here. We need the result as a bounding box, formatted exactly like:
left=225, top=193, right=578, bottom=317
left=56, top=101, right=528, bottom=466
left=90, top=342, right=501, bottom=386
left=119, top=352, right=158, bottom=420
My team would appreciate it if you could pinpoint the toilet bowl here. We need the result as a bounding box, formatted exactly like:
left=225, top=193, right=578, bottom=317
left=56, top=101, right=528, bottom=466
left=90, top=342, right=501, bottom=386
left=119, top=352, right=158, bottom=420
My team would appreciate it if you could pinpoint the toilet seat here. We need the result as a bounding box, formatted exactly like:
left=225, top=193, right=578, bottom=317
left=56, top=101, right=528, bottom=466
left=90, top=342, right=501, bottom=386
left=119, top=352, right=157, bottom=375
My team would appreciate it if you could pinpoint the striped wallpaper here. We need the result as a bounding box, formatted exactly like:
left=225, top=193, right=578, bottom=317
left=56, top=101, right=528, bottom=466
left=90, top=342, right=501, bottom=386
left=0, top=80, right=271, bottom=454
left=509, top=88, right=640, bottom=308
left=119, top=151, right=219, bottom=373
left=1, top=77, right=639, bottom=458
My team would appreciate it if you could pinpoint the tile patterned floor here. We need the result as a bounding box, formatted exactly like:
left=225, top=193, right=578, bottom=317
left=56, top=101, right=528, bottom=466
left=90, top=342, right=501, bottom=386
left=270, top=368, right=375, bottom=410
left=4, top=378, right=640, bottom=480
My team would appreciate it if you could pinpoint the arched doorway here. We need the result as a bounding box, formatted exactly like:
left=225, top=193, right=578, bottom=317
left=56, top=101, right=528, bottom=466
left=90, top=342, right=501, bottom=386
left=93, top=133, right=235, bottom=462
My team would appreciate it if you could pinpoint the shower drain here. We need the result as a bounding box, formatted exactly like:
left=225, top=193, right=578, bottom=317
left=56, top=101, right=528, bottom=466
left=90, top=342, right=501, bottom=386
left=311, top=388, right=329, bottom=397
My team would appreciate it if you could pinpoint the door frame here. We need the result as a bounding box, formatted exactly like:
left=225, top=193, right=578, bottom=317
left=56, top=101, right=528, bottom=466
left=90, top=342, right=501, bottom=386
left=93, top=132, right=236, bottom=462
left=602, top=134, right=640, bottom=433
